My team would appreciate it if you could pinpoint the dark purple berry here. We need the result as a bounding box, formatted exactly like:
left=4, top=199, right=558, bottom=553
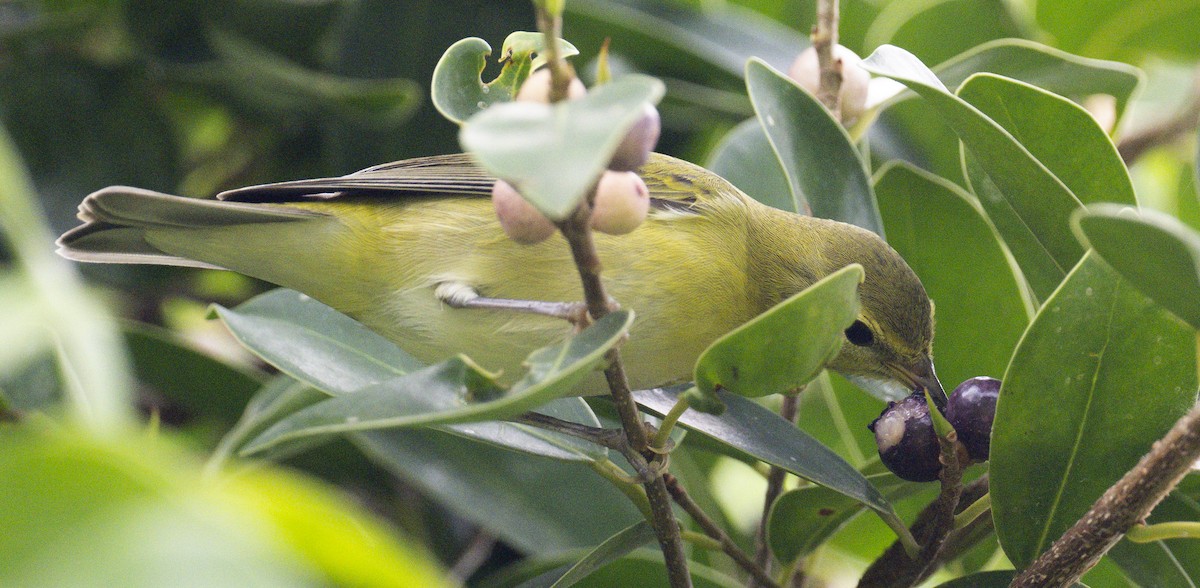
left=869, top=392, right=941, bottom=482
left=946, top=376, right=1000, bottom=462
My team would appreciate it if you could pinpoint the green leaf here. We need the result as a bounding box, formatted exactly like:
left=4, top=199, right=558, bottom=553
left=213, top=289, right=606, bottom=461
left=1074, top=205, right=1200, bottom=331
left=990, top=253, right=1197, bottom=567
left=123, top=322, right=264, bottom=425
left=863, top=46, right=1086, bottom=303
left=694, top=264, right=861, bottom=403
left=863, top=0, right=1023, bottom=68
left=745, top=59, right=883, bottom=235
left=210, top=376, right=330, bottom=467
left=957, top=74, right=1136, bottom=207
left=934, top=39, right=1142, bottom=119
left=532, top=521, right=657, bottom=588
left=705, top=118, right=794, bottom=213
left=635, top=385, right=901, bottom=529
left=874, top=162, right=1031, bottom=388
left=767, top=486, right=863, bottom=563
left=0, top=428, right=450, bottom=588
left=431, top=34, right=579, bottom=125
left=353, top=429, right=642, bottom=554
left=1036, top=0, right=1200, bottom=61
left=564, top=0, right=804, bottom=85
left=242, top=311, right=633, bottom=455
left=460, top=74, right=664, bottom=220
left=211, top=289, right=423, bottom=395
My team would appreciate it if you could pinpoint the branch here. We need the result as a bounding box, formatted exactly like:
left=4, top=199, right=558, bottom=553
left=857, top=435, right=970, bottom=588
left=1010, top=401, right=1200, bottom=587
left=811, top=0, right=843, bottom=116
left=536, top=8, right=688, bottom=582
left=1117, top=66, right=1200, bottom=164
left=664, top=474, right=780, bottom=588
left=753, top=393, right=800, bottom=586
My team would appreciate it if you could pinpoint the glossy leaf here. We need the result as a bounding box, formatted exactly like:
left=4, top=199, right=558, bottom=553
left=767, top=486, right=862, bottom=563
left=214, top=289, right=606, bottom=461
left=535, top=521, right=656, bottom=588
left=745, top=59, right=883, bottom=235
left=874, top=162, right=1030, bottom=388
left=242, top=311, right=633, bottom=454
left=694, top=264, right=861, bottom=404
left=353, top=429, right=641, bottom=554
left=211, top=289, right=423, bottom=395
left=706, top=118, right=795, bottom=213
left=869, top=40, right=1141, bottom=193
left=991, top=253, right=1197, bottom=567
left=935, top=39, right=1142, bottom=117
left=862, top=45, right=1085, bottom=302
left=957, top=74, right=1136, bottom=207
left=431, top=34, right=579, bottom=124
left=1036, top=0, right=1200, bottom=61
left=460, top=74, right=664, bottom=220
left=1074, top=205, right=1200, bottom=331
left=635, top=385, right=900, bottom=528
left=210, top=377, right=330, bottom=466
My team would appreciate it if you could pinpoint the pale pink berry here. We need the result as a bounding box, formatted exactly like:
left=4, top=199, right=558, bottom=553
left=492, top=180, right=555, bottom=244
left=590, top=171, right=650, bottom=235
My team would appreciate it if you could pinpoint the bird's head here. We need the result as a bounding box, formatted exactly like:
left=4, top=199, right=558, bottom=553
left=818, top=223, right=944, bottom=405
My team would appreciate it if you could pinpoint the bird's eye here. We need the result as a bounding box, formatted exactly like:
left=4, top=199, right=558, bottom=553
left=845, top=320, right=874, bottom=346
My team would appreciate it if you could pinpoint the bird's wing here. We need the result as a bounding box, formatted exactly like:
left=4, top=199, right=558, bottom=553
left=217, top=153, right=742, bottom=214
left=217, top=154, right=494, bottom=202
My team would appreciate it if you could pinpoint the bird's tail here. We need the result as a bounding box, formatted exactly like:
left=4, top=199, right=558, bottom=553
left=57, top=186, right=325, bottom=269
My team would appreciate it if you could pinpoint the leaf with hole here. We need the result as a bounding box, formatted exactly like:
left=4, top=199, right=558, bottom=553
left=431, top=33, right=579, bottom=124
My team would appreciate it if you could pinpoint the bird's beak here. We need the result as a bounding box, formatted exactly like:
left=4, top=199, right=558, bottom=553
left=889, top=355, right=947, bottom=410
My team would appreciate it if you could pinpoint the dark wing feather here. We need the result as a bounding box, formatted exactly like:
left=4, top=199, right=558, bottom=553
left=218, top=154, right=495, bottom=202
left=218, top=153, right=732, bottom=216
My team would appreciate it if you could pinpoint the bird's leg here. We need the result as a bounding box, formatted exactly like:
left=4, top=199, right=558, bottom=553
left=435, top=281, right=595, bottom=326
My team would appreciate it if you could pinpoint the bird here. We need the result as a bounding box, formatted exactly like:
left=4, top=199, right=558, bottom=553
left=57, top=152, right=943, bottom=402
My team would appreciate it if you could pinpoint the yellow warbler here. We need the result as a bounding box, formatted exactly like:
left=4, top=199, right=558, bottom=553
left=58, top=153, right=942, bottom=400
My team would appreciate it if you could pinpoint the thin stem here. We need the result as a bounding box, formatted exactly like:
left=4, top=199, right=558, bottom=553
left=857, top=435, right=969, bottom=588
left=753, top=393, right=800, bottom=586
left=681, top=531, right=723, bottom=551
left=953, top=492, right=991, bottom=530
left=1126, top=521, right=1200, bottom=543
left=664, top=474, right=781, bottom=588
left=653, top=396, right=691, bottom=449
left=1117, top=65, right=1200, bottom=164
left=535, top=3, right=688, bottom=583
left=551, top=101, right=691, bottom=588
left=515, top=411, right=627, bottom=451
left=1011, top=400, right=1200, bottom=587
left=811, top=0, right=843, bottom=116
left=590, top=459, right=654, bottom=521
left=449, top=530, right=497, bottom=583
